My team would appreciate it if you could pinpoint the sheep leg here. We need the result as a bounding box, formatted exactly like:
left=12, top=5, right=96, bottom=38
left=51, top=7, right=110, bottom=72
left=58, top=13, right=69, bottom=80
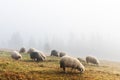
left=63, top=67, right=66, bottom=73
left=86, top=60, right=88, bottom=63
left=34, top=58, right=37, bottom=61
left=71, top=67, right=74, bottom=72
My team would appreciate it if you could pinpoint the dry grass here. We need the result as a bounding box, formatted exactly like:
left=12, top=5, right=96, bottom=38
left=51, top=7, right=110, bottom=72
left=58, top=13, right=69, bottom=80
left=0, top=51, right=120, bottom=80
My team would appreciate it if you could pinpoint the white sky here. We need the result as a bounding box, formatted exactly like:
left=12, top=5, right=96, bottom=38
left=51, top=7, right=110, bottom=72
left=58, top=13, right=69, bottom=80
left=0, top=0, right=120, bottom=32
left=0, top=0, right=119, bottom=41
left=0, top=0, right=120, bottom=61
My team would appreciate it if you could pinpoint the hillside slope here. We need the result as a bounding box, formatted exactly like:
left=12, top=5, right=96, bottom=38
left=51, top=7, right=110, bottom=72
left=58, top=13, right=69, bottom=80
left=0, top=51, right=120, bottom=80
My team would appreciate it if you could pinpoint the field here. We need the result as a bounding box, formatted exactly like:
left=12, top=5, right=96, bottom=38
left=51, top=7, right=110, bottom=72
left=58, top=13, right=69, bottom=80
left=0, top=50, right=120, bottom=80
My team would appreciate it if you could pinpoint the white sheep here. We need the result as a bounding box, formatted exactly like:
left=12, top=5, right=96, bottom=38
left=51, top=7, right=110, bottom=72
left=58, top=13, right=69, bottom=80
left=11, top=51, right=22, bottom=60
left=59, top=52, right=66, bottom=57
left=27, top=48, right=37, bottom=54
left=77, top=58, right=86, bottom=63
left=86, top=56, right=99, bottom=65
left=38, top=51, right=46, bottom=60
left=60, top=56, right=85, bottom=73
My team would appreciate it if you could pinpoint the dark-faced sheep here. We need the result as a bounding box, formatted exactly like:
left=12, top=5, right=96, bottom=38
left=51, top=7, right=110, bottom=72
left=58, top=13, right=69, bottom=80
left=19, top=47, right=26, bottom=53
left=86, top=56, right=99, bottom=65
left=30, top=51, right=45, bottom=62
left=28, top=48, right=46, bottom=62
left=51, top=50, right=59, bottom=57
left=60, top=56, right=85, bottom=73
left=11, top=51, right=22, bottom=60
left=59, top=52, right=66, bottom=57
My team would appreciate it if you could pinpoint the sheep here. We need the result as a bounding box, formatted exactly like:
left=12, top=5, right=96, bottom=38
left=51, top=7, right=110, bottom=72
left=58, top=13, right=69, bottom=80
left=60, top=56, right=85, bottom=73
left=19, top=47, right=26, bottom=53
left=38, top=51, right=46, bottom=60
left=77, top=57, right=86, bottom=65
left=11, top=51, right=22, bottom=60
left=86, top=56, right=99, bottom=65
left=28, top=48, right=46, bottom=61
left=27, top=48, right=37, bottom=54
left=51, top=50, right=59, bottom=57
left=30, top=51, right=45, bottom=62
left=59, top=52, right=66, bottom=57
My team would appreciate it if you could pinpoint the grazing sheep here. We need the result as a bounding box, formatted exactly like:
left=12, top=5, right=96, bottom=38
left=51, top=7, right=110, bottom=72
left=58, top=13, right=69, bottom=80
left=11, top=51, right=22, bottom=60
left=30, top=51, right=45, bottom=62
left=38, top=51, right=46, bottom=60
left=27, top=48, right=37, bottom=54
left=19, top=47, right=26, bottom=53
left=59, top=52, right=66, bottom=57
left=51, top=50, right=59, bottom=57
left=77, top=57, right=86, bottom=64
left=60, top=56, right=85, bottom=73
left=86, top=56, right=99, bottom=65
left=28, top=48, right=46, bottom=61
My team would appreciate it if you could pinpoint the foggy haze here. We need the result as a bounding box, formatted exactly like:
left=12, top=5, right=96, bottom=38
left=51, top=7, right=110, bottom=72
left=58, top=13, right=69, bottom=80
left=0, top=0, right=120, bottom=61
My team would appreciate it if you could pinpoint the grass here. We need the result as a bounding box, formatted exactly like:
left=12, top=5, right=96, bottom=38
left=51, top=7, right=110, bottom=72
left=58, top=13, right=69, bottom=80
left=0, top=51, right=120, bottom=80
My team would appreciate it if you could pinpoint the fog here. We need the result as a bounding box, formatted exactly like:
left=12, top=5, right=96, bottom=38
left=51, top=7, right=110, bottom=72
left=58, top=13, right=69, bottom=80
left=0, top=0, right=120, bottom=61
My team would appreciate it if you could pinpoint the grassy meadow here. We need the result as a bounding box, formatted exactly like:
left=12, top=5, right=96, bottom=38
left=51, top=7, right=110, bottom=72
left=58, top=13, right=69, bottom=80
left=0, top=50, right=120, bottom=80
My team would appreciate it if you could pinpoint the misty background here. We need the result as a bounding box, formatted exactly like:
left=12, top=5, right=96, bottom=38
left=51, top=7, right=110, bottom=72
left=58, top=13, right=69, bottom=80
left=0, top=0, right=120, bottom=61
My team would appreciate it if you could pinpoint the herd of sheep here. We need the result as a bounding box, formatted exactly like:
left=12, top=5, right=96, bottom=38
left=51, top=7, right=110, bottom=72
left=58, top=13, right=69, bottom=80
left=10, top=47, right=100, bottom=73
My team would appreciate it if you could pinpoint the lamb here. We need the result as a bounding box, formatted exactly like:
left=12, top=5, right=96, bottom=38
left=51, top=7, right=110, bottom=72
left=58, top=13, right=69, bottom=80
left=59, top=52, right=66, bottom=57
left=11, top=51, right=22, bottom=60
left=51, top=50, right=59, bottom=57
left=60, top=56, right=85, bottom=73
left=19, top=47, right=26, bottom=53
left=86, top=56, right=99, bottom=65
